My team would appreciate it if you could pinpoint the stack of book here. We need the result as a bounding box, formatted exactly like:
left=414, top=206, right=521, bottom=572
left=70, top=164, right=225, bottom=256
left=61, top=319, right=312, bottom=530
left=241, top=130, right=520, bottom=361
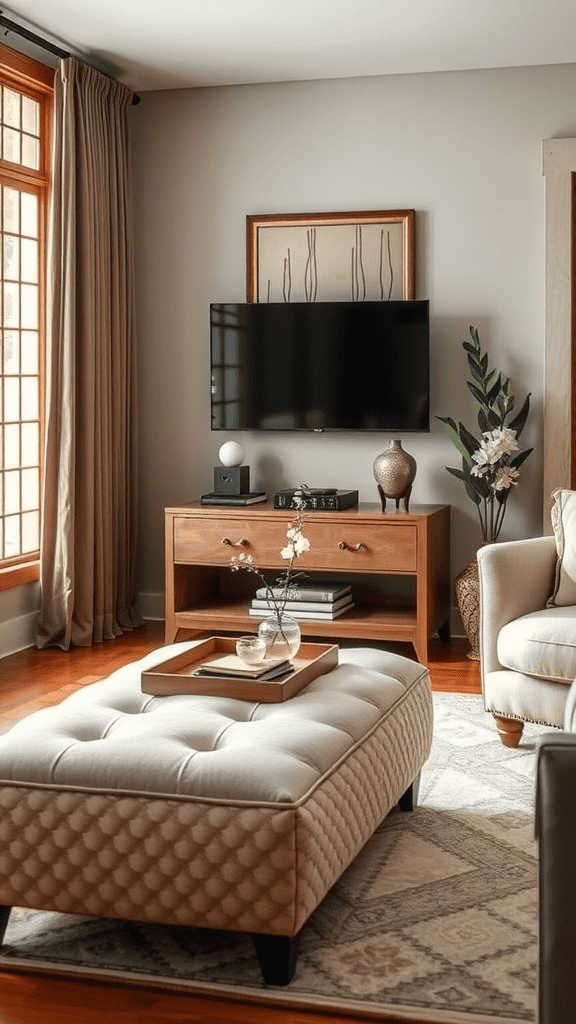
left=249, top=580, right=354, bottom=621
left=193, top=653, right=293, bottom=681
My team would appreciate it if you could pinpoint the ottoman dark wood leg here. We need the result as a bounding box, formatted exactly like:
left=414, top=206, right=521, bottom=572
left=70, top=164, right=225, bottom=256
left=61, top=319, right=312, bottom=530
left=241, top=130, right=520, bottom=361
left=252, top=929, right=302, bottom=985
left=0, top=905, right=12, bottom=943
left=398, top=771, right=420, bottom=811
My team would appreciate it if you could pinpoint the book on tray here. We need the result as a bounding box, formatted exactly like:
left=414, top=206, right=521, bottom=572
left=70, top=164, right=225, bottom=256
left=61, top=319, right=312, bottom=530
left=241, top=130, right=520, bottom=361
left=253, top=580, right=351, bottom=602
left=193, top=653, right=293, bottom=681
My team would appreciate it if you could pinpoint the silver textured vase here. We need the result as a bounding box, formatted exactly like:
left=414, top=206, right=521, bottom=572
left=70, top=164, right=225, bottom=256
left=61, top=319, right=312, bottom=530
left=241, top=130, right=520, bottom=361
left=373, top=439, right=417, bottom=512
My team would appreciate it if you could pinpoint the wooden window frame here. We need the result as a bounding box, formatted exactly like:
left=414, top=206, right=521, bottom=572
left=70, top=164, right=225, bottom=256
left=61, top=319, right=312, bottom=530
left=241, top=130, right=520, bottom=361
left=0, top=43, right=52, bottom=591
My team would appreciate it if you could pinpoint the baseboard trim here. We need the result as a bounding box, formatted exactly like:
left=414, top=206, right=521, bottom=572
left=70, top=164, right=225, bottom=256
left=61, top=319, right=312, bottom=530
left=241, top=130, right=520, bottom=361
left=0, top=610, right=38, bottom=659
left=137, top=591, right=165, bottom=622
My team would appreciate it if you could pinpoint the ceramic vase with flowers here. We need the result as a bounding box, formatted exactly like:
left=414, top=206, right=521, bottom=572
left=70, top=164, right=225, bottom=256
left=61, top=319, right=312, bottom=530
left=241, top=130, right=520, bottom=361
left=438, top=326, right=533, bottom=659
left=229, top=488, right=311, bottom=660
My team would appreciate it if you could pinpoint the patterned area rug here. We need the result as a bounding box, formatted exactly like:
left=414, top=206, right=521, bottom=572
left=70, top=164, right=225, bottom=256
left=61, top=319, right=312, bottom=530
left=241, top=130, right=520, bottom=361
left=0, top=692, right=544, bottom=1024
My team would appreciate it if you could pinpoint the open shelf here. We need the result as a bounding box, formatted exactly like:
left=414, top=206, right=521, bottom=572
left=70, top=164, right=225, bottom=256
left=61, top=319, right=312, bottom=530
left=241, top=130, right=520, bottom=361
left=173, top=597, right=419, bottom=644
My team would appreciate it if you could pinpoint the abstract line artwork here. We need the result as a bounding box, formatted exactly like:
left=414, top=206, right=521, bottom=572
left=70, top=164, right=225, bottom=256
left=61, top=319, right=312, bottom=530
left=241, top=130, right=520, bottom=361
left=247, top=210, right=414, bottom=303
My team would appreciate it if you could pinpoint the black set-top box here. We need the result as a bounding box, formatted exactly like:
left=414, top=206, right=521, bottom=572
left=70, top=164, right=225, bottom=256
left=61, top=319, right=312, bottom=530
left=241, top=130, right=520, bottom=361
left=274, top=489, right=359, bottom=511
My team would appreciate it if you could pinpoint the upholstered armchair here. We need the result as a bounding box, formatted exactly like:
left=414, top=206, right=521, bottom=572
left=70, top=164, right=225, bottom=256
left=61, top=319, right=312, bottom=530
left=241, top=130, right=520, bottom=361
left=477, top=488, right=576, bottom=747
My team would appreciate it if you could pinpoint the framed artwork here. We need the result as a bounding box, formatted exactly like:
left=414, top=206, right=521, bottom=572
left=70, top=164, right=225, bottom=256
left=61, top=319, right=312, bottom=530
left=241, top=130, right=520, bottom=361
left=246, top=209, right=415, bottom=303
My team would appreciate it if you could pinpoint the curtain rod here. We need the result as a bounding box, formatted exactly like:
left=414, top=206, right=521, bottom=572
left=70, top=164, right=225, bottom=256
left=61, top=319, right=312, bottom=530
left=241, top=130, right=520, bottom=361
left=0, top=11, right=141, bottom=104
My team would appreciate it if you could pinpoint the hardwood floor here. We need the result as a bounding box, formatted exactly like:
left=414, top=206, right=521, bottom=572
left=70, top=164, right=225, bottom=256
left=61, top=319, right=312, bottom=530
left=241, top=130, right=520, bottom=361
left=0, top=623, right=481, bottom=1024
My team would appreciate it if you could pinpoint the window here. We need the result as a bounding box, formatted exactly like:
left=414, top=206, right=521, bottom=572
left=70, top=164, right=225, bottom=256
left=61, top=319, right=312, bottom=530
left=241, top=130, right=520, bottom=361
left=0, top=45, right=52, bottom=591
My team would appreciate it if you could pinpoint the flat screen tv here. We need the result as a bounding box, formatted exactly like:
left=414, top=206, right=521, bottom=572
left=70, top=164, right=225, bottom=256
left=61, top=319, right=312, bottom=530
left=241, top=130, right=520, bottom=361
left=210, top=300, right=430, bottom=432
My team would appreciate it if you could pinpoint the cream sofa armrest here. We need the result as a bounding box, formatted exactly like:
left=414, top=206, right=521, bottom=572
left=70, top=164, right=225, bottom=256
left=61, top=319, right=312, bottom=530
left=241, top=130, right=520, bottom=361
left=477, top=536, right=557, bottom=678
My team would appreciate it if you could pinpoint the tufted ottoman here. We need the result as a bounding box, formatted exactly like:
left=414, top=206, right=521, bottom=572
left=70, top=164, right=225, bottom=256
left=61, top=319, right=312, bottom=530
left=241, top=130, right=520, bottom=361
left=0, top=642, right=433, bottom=984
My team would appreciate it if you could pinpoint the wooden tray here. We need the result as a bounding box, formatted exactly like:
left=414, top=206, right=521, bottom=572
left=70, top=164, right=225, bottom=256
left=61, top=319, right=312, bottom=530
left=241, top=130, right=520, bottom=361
left=141, top=637, right=339, bottom=701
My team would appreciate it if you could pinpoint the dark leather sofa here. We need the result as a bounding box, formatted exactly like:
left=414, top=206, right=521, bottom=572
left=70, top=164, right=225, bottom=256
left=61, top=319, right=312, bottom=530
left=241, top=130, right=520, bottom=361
left=536, top=732, right=576, bottom=1023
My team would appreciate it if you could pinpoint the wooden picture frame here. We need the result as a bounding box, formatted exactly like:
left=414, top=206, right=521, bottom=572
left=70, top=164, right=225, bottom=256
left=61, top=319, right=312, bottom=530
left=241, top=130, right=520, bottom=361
left=246, top=209, right=415, bottom=303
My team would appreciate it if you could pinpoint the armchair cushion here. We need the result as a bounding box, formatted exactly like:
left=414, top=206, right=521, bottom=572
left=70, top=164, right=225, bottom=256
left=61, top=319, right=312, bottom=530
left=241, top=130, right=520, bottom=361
left=497, top=605, right=576, bottom=682
left=547, top=487, right=576, bottom=607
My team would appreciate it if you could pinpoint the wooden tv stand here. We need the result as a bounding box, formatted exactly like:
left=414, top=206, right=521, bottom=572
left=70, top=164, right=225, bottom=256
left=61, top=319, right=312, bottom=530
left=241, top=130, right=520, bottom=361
left=164, top=501, right=451, bottom=664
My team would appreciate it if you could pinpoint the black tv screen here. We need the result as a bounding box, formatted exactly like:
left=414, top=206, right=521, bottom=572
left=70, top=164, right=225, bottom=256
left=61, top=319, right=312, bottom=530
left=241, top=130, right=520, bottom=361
left=210, top=300, right=429, bottom=432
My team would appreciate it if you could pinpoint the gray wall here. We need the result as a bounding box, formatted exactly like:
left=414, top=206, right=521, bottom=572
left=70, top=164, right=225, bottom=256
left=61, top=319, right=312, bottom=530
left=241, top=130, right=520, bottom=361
left=4, top=61, right=576, bottom=652
left=131, top=63, right=567, bottom=617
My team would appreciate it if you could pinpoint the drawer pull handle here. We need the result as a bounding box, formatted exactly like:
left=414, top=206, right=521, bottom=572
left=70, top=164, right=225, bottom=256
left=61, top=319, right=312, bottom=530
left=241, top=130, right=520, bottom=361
left=338, top=541, right=366, bottom=551
left=221, top=537, right=248, bottom=547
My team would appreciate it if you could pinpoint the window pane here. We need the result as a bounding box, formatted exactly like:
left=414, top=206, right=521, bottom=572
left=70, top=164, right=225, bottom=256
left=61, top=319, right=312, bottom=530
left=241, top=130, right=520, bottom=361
left=3, top=187, right=19, bottom=233
left=4, top=470, right=19, bottom=514
left=20, top=332, right=38, bottom=373
left=21, top=421, right=38, bottom=466
left=3, top=126, right=20, bottom=164
left=3, top=282, right=19, bottom=326
left=21, top=192, right=37, bottom=237
left=21, top=135, right=39, bottom=170
left=21, top=239, right=38, bottom=282
left=4, top=235, right=19, bottom=280
left=4, top=422, right=19, bottom=469
left=21, top=284, right=38, bottom=328
left=3, top=331, right=18, bottom=372
left=21, top=96, right=39, bottom=135
left=21, top=510, right=38, bottom=553
left=3, top=88, right=20, bottom=128
left=4, top=377, right=19, bottom=420
left=21, top=467, right=38, bottom=510
left=4, top=514, right=19, bottom=557
left=0, top=76, right=45, bottom=572
left=21, top=377, right=38, bottom=420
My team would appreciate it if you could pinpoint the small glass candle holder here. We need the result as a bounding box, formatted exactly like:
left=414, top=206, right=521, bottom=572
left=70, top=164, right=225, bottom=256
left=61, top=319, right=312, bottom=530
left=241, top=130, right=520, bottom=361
left=236, top=635, right=267, bottom=665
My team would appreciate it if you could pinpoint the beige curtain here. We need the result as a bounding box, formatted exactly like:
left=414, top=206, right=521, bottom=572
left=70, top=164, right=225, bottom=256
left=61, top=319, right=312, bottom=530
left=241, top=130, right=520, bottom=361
left=36, top=58, right=142, bottom=649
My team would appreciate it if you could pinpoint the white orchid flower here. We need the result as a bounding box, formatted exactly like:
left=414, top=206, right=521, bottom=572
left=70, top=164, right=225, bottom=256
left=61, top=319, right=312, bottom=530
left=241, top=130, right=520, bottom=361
left=492, top=466, right=520, bottom=490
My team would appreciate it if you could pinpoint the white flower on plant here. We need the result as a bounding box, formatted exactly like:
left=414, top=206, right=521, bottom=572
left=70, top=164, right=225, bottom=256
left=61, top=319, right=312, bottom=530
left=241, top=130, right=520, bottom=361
left=492, top=465, right=520, bottom=491
left=230, top=552, right=254, bottom=570
left=470, top=427, right=520, bottom=476
left=483, top=427, right=519, bottom=456
left=280, top=523, right=311, bottom=560
left=470, top=450, right=490, bottom=476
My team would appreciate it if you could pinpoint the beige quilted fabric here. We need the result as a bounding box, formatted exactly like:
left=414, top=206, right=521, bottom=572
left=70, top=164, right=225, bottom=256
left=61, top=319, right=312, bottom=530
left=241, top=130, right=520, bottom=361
left=0, top=644, right=433, bottom=937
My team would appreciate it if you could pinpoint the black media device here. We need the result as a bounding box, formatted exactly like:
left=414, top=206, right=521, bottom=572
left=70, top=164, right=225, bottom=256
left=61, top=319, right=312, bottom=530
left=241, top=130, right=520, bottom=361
left=213, top=465, right=250, bottom=494
left=210, top=300, right=430, bottom=433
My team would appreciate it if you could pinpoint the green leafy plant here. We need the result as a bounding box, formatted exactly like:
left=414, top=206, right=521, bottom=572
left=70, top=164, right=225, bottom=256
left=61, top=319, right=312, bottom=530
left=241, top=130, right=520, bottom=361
left=438, top=326, right=533, bottom=543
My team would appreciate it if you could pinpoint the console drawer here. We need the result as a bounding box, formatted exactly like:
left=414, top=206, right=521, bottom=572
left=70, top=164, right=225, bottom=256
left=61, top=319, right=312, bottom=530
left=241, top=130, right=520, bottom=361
left=302, top=521, right=418, bottom=573
left=173, top=516, right=287, bottom=566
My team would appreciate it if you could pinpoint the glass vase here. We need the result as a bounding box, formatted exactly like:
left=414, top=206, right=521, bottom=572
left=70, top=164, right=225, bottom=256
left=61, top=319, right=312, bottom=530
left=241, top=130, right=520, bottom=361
left=258, top=614, right=301, bottom=660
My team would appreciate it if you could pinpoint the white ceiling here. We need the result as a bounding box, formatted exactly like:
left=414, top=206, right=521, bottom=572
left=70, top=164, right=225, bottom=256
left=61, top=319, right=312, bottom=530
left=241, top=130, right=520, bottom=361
left=1, top=0, right=576, bottom=94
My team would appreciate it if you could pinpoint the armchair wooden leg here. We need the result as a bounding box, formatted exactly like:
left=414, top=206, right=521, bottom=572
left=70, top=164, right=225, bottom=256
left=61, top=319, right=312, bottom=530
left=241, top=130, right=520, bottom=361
left=493, top=715, right=524, bottom=748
